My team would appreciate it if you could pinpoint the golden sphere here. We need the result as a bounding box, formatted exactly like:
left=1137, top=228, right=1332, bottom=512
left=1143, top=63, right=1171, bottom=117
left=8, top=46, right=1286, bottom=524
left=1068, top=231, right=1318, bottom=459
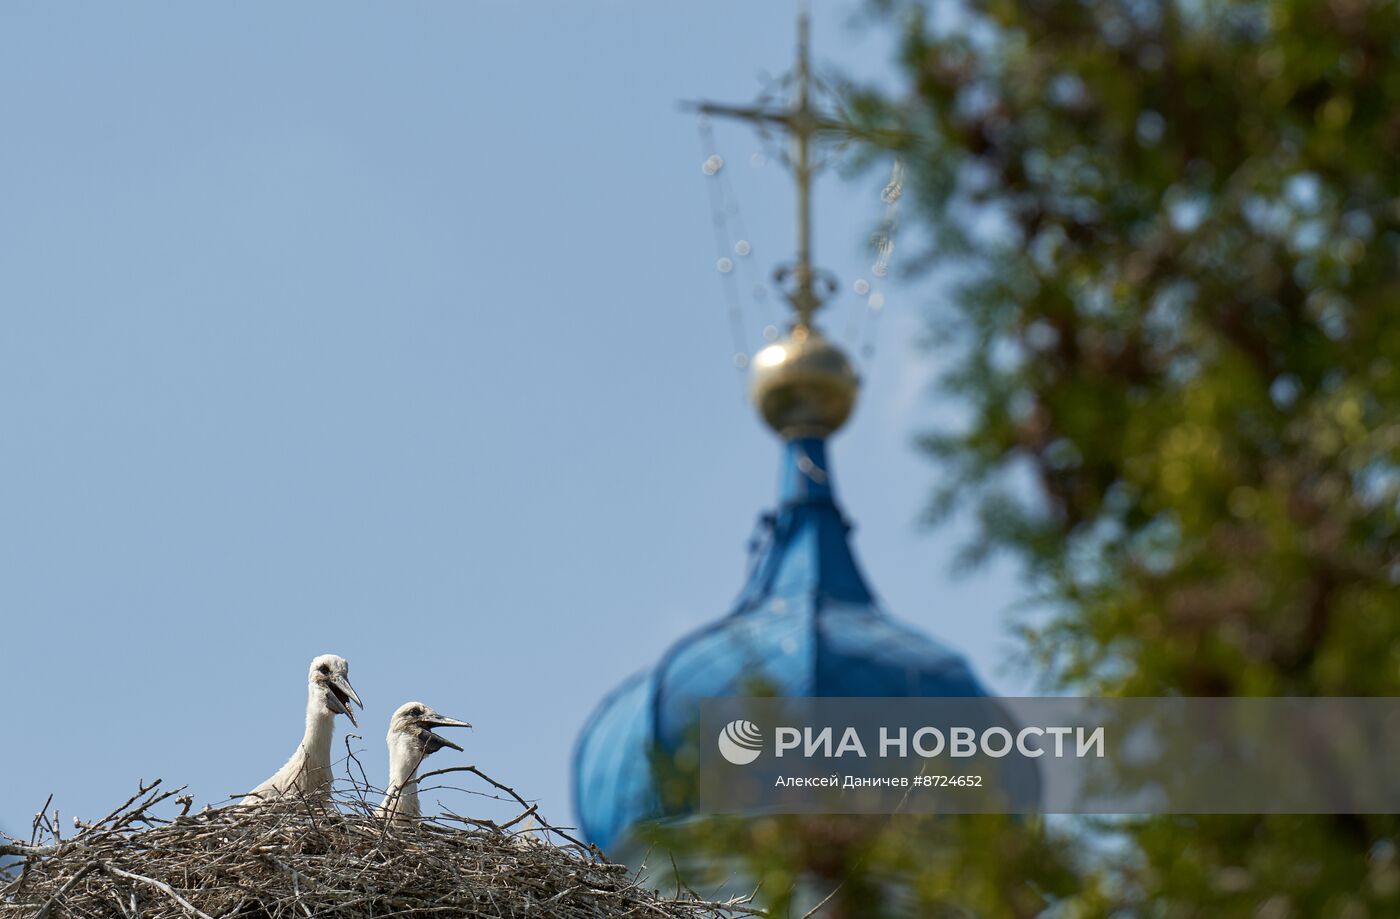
left=749, top=325, right=859, bottom=439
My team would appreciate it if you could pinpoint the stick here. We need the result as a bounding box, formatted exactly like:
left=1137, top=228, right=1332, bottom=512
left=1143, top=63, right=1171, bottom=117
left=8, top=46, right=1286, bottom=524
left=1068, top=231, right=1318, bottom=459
left=31, top=861, right=96, bottom=919
left=100, top=863, right=216, bottom=919
left=800, top=883, right=843, bottom=918
left=498, top=804, right=538, bottom=833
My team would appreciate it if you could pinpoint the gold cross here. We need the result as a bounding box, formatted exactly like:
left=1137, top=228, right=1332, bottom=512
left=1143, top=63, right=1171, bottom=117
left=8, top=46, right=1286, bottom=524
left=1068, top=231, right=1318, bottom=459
left=684, top=5, right=848, bottom=329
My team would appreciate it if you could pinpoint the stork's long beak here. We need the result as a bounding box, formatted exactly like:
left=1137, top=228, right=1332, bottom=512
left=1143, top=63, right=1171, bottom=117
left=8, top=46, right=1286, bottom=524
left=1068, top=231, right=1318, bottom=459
left=328, top=674, right=364, bottom=727
left=335, top=675, right=364, bottom=709
left=419, top=711, right=471, bottom=753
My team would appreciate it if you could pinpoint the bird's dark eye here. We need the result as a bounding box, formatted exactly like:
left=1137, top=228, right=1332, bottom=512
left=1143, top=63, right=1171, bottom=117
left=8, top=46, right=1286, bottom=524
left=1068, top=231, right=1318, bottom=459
left=409, top=706, right=423, bottom=716
left=318, top=664, right=330, bottom=675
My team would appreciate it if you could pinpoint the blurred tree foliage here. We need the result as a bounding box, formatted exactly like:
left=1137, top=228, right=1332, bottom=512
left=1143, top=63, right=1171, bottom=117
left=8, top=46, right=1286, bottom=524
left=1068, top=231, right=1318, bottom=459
left=645, top=812, right=1090, bottom=919
left=649, top=687, right=1092, bottom=917
left=838, top=0, right=1400, bottom=914
left=658, top=2, right=1400, bottom=915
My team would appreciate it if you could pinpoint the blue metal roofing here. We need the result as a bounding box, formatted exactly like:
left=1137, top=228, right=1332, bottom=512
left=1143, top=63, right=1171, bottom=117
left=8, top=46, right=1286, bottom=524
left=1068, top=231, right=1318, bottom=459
left=573, top=437, right=990, bottom=852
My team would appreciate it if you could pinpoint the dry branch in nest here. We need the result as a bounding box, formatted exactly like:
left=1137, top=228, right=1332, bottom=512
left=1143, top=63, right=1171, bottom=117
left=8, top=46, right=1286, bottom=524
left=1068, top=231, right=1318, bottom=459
left=0, top=773, right=758, bottom=919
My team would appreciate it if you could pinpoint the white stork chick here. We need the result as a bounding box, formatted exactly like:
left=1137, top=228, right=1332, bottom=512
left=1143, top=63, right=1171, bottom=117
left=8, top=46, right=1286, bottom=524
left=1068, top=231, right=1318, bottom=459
left=242, top=654, right=363, bottom=806
left=378, top=701, right=471, bottom=822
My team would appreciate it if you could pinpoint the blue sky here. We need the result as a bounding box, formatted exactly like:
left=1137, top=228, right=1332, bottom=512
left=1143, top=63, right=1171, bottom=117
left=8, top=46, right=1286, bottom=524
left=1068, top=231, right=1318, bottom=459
left=0, top=2, right=1028, bottom=835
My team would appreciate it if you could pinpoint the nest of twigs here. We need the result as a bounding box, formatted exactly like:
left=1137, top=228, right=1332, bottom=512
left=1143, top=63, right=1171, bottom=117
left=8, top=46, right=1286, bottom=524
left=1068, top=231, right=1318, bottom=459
left=0, top=774, right=757, bottom=919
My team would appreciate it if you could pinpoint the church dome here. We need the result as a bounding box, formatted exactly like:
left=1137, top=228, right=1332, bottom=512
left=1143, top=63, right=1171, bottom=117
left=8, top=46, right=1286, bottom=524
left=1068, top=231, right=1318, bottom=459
left=572, top=11, right=1018, bottom=847
left=574, top=434, right=992, bottom=853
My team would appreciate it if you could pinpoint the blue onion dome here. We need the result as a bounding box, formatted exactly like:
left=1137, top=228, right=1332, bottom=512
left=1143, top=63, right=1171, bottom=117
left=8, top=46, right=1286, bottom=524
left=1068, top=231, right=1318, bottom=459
left=573, top=325, right=995, bottom=854
left=573, top=671, right=661, bottom=855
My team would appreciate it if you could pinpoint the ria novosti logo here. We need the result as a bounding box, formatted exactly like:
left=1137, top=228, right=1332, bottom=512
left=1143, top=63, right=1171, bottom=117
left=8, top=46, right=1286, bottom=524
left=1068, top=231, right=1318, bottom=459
left=717, top=719, right=764, bottom=765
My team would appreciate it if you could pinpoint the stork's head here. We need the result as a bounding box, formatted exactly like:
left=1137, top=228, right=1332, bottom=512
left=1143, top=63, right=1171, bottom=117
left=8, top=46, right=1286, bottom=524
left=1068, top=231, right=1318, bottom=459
left=387, top=701, right=471, bottom=758
left=308, top=654, right=363, bottom=727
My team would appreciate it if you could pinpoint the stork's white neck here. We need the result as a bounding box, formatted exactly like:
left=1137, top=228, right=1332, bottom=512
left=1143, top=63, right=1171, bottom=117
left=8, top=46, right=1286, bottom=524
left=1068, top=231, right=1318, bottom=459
left=384, top=738, right=425, bottom=819
left=301, top=683, right=336, bottom=767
